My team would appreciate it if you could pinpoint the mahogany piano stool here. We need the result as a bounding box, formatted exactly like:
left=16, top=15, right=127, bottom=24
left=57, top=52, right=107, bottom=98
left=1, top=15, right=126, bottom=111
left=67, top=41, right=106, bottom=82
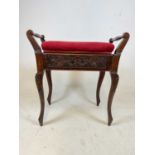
left=26, top=30, right=130, bottom=126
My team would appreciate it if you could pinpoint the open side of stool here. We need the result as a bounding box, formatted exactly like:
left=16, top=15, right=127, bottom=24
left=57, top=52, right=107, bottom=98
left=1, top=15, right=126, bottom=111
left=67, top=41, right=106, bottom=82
left=26, top=30, right=130, bottom=126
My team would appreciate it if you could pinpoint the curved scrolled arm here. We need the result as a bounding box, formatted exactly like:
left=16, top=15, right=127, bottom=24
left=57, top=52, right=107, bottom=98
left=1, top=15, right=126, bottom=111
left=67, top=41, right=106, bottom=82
left=26, top=29, right=45, bottom=54
left=109, top=32, right=130, bottom=54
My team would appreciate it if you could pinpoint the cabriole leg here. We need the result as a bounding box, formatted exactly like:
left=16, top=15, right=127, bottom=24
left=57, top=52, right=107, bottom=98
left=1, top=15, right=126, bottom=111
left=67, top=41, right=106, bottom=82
left=35, top=72, right=45, bottom=126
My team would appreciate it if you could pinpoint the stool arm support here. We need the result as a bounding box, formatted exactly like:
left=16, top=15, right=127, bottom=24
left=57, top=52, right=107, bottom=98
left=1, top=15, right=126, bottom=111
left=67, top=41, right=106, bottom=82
left=110, top=32, right=130, bottom=72
left=26, top=29, right=45, bottom=54
left=109, top=32, right=130, bottom=54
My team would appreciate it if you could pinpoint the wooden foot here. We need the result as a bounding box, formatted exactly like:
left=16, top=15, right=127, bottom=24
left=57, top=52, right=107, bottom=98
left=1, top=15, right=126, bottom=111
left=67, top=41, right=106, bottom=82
left=107, top=72, right=119, bottom=126
left=46, top=70, right=52, bottom=105
left=35, top=72, right=45, bottom=126
left=96, top=71, right=105, bottom=106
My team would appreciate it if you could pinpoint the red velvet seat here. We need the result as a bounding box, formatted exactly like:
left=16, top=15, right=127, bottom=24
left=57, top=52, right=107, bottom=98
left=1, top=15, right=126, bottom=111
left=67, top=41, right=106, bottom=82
left=42, top=41, right=114, bottom=54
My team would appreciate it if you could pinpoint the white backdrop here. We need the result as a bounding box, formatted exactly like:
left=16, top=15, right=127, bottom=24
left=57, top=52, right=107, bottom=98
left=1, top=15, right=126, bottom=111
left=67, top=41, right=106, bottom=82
left=20, top=1, right=134, bottom=155
left=20, top=0, right=134, bottom=70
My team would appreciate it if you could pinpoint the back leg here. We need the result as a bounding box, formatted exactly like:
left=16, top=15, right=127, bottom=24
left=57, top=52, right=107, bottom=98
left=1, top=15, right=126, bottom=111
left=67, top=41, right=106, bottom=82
left=46, top=70, right=52, bottom=105
left=96, top=71, right=105, bottom=106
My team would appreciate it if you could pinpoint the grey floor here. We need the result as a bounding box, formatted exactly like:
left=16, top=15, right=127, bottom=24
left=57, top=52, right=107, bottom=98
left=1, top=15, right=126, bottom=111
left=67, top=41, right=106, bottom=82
left=20, top=67, right=134, bottom=155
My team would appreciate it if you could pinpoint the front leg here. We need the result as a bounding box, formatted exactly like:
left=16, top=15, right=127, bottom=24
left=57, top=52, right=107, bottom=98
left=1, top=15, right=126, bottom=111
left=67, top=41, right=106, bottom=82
left=96, top=71, right=105, bottom=106
left=107, top=72, right=119, bottom=126
left=35, top=72, right=45, bottom=126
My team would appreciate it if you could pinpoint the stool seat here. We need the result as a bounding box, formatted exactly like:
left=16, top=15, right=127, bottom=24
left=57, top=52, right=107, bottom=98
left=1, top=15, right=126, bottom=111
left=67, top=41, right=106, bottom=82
left=42, top=41, right=114, bottom=54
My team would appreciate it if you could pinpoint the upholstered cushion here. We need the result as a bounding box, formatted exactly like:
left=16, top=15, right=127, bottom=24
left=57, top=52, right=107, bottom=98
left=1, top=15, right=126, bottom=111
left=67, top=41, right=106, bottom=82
left=42, top=41, right=114, bottom=54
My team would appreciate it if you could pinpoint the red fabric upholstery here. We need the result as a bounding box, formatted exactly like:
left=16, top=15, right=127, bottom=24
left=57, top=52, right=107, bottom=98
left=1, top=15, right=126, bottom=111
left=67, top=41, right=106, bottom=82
left=42, top=41, right=114, bottom=54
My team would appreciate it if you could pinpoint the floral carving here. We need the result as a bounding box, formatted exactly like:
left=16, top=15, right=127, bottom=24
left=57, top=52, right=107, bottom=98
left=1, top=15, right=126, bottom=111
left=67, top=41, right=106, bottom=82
left=44, top=54, right=112, bottom=70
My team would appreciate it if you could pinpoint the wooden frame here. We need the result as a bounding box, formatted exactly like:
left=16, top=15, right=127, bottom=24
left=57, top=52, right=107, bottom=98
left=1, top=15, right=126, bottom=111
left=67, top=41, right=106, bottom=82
left=26, top=29, right=130, bottom=126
